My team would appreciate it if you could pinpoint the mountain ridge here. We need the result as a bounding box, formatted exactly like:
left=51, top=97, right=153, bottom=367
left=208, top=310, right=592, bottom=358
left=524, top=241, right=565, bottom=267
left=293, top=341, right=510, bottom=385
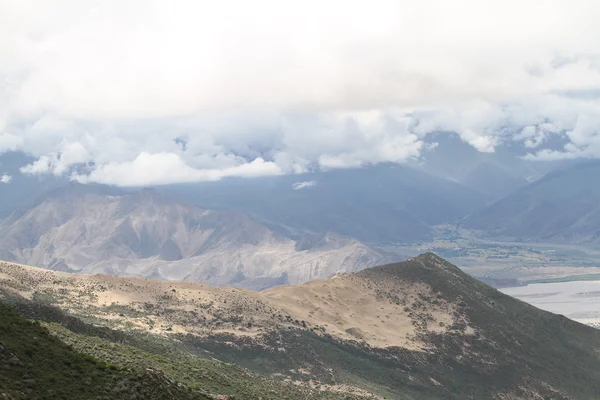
left=462, top=161, right=600, bottom=242
left=163, top=163, right=490, bottom=245
left=2, top=254, right=600, bottom=399
left=0, top=187, right=394, bottom=287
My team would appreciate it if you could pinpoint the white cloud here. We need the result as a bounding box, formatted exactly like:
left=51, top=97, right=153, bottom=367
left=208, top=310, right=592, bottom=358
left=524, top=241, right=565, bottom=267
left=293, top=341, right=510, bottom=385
left=524, top=110, right=600, bottom=160
left=0, top=174, right=12, bottom=184
left=20, top=156, right=53, bottom=175
left=293, top=181, right=316, bottom=190
left=72, top=152, right=283, bottom=186
left=514, top=124, right=559, bottom=149
left=19, top=142, right=90, bottom=176
left=0, top=134, right=23, bottom=152
left=2, top=0, right=600, bottom=185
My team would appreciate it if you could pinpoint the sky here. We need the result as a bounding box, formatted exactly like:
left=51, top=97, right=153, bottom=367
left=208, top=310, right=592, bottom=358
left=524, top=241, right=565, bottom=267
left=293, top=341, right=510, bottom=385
left=1, top=0, right=600, bottom=186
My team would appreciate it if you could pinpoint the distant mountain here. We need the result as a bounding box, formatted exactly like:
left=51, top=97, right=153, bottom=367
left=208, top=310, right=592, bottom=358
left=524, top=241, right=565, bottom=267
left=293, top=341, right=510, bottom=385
left=410, top=133, right=578, bottom=199
left=163, top=163, right=489, bottom=245
left=0, top=151, right=67, bottom=218
left=462, top=161, right=600, bottom=242
left=3, top=253, right=600, bottom=399
left=459, top=162, right=529, bottom=199
left=0, top=184, right=392, bottom=286
left=0, top=153, right=494, bottom=245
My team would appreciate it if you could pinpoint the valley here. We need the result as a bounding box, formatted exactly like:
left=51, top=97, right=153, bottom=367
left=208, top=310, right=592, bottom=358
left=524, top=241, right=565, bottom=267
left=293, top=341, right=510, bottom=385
left=393, top=227, right=600, bottom=287
left=501, top=281, right=600, bottom=329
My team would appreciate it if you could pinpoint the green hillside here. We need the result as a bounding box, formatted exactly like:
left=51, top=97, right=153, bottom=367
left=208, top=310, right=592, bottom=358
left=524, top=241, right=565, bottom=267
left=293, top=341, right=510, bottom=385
left=0, top=300, right=363, bottom=400
left=0, top=302, right=205, bottom=400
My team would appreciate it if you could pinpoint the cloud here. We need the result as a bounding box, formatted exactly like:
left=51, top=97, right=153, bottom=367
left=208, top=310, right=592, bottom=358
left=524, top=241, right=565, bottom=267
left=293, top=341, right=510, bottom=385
left=293, top=180, right=316, bottom=190
left=72, top=152, right=283, bottom=186
left=2, top=0, right=600, bottom=185
left=0, top=134, right=23, bottom=152
left=0, top=174, right=12, bottom=184
left=523, top=110, right=600, bottom=160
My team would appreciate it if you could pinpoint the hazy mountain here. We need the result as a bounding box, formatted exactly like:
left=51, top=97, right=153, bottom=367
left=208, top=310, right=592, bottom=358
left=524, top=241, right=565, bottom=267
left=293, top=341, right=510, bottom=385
left=463, top=161, right=600, bottom=242
left=459, top=162, right=529, bottom=199
left=410, top=133, right=577, bottom=199
left=1, top=153, right=491, bottom=245
left=0, top=184, right=393, bottom=287
left=163, top=163, right=489, bottom=245
left=3, top=253, right=600, bottom=399
left=0, top=151, right=68, bottom=218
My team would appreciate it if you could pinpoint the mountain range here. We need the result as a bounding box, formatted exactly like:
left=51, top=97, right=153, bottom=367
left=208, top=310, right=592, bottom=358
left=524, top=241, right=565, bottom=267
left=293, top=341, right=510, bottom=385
left=2, top=253, right=600, bottom=399
left=2, top=150, right=600, bottom=290
left=161, top=162, right=489, bottom=244
left=463, top=161, right=600, bottom=243
left=0, top=184, right=393, bottom=288
left=408, top=133, right=579, bottom=199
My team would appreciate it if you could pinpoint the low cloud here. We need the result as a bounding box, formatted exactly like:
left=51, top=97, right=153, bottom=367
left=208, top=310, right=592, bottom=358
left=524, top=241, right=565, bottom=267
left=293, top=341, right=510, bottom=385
left=72, top=152, right=283, bottom=187
left=0, top=174, right=12, bottom=184
left=293, top=180, right=316, bottom=190
left=2, top=1, right=600, bottom=185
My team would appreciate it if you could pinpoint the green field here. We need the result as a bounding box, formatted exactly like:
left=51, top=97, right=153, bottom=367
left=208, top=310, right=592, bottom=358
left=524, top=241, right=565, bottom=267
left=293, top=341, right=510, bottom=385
left=524, top=274, right=600, bottom=284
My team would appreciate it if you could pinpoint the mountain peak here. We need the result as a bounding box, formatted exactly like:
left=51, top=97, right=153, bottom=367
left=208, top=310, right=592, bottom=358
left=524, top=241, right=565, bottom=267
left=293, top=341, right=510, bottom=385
left=410, top=252, right=447, bottom=263
left=3, top=256, right=600, bottom=399
left=43, top=182, right=125, bottom=200
left=359, top=252, right=463, bottom=280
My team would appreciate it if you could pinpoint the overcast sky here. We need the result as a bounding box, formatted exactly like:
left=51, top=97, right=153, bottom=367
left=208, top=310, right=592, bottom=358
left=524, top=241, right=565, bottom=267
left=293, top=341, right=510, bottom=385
left=1, top=0, right=600, bottom=186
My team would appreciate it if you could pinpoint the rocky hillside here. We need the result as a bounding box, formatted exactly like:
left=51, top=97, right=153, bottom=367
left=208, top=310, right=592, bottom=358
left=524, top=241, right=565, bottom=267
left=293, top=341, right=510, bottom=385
left=2, top=254, right=600, bottom=399
left=0, top=185, right=392, bottom=287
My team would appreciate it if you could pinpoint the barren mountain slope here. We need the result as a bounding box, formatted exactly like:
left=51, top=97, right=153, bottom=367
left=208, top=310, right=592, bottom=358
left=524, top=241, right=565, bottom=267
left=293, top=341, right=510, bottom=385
left=0, top=187, right=391, bottom=286
left=3, top=254, right=600, bottom=399
left=0, top=259, right=468, bottom=351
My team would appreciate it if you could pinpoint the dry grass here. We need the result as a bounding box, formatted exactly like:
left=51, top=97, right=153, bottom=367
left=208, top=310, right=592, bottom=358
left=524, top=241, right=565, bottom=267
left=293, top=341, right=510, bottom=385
left=0, top=260, right=473, bottom=350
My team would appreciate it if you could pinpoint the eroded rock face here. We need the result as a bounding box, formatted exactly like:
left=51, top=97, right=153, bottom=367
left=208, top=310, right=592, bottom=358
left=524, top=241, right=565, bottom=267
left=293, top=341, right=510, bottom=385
left=0, top=190, right=392, bottom=287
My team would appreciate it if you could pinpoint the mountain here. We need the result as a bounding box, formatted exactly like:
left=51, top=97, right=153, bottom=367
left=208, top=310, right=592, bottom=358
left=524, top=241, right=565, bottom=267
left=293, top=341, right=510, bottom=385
left=0, top=154, right=490, bottom=245
left=0, top=184, right=393, bottom=287
left=162, top=163, right=489, bottom=245
left=3, top=254, right=600, bottom=399
left=459, top=162, right=529, bottom=200
left=0, top=301, right=208, bottom=400
left=462, top=161, right=600, bottom=242
left=0, top=300, right=352, bottom=400
left=409, top=133, right=578, bottom=199
left=0, top=151, right=68, bottom=218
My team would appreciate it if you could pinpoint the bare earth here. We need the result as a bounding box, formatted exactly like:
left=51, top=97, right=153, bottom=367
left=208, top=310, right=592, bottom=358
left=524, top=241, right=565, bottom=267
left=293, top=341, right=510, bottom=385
left=0, top=260, right=474, bottom=351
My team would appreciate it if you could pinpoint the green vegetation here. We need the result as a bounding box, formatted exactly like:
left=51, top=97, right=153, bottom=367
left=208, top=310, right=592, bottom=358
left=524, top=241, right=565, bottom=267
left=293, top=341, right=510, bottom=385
left=355, top=253, right=600, bottom=399
left=524, top=273, right=600, bottom=284
left=0, top=300, right=366, bottom=399
left=0, top=302, right=204, bottom=400
left=45, top=323, right=358, bottom=400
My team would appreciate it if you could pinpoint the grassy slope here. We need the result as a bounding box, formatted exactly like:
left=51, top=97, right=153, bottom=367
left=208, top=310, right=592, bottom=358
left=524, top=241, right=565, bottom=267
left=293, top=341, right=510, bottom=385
left=3, top=254, right=600, bottom=399
left=1, top=299, right=366, bottom=400
left=0, top=302, right=205, bottom=400
left=176, top=254, right=600, bottom=399
left=357, top=253, right=600, bottom=399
